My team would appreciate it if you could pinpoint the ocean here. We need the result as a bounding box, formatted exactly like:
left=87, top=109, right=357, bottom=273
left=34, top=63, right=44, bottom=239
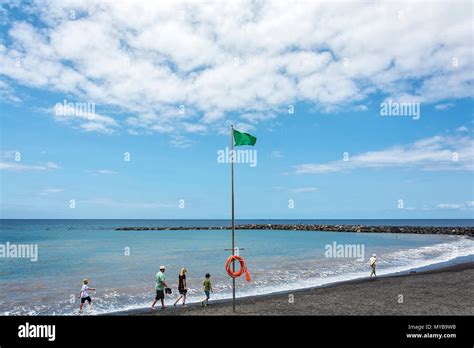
left=0, top=219, right=473, bottom=315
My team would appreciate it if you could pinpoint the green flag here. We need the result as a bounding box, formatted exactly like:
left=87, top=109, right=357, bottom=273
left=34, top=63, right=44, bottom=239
left=233, top=129, right=257, bottom=146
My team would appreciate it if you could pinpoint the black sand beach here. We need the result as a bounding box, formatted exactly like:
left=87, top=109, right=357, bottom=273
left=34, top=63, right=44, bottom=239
left=114, top=262, right=474, bottom=316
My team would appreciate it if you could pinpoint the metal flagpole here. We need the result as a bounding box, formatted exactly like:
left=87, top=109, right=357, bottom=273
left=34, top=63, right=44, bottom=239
left=231, top=124, right=236, bottom=313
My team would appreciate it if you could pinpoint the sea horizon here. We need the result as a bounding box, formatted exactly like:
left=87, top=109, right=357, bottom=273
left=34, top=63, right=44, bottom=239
left=2, top=218, right=474, bottom=222
left=2, top=218, right=473, bottom=227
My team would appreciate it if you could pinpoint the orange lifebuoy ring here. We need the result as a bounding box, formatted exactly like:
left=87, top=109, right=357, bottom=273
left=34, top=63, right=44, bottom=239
left=226, top=255, right=251, bottom=282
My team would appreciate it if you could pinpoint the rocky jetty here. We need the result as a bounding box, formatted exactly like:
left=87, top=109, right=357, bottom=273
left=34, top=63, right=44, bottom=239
left=115, top=224, right=474, bottom=236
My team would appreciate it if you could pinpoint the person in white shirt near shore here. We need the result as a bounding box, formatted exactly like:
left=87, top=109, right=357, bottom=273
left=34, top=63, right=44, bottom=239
left=369, top=254, right=377, bottom=278
left=78, top=279, right=96, bottom=312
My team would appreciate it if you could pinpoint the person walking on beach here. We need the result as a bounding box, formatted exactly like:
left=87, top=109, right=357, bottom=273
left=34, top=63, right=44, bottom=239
left=201, top=273, right=213, bottom=307
left=369, top=254, right=377, bottom=277
left=78, top=279, right=95, bottom=312
left=173, top=267, right=188, bottom=307
left=151, top=265, right=169, bottom=310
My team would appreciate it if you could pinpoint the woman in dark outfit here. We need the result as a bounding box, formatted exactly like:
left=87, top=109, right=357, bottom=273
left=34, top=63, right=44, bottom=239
left=173, top=267, right=188, bottom=306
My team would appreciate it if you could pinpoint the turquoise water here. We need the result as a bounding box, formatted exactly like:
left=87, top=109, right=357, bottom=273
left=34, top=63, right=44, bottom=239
left=0, top=219, right=473, bottom=315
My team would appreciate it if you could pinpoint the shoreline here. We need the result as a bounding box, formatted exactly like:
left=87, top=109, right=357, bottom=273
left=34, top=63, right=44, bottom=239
left=115, top=224, right=474, bottom=236
left=107, top=259, right=474, bottom=316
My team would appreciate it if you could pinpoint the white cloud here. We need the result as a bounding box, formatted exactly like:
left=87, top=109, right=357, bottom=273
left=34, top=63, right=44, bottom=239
left=294, top=134, right=474, bottom=174
left=182, top=123, right=207, bottom=133
left=354, top=105, right=368, bottom=111
left=290, top=187, right=318, bottom=193
left=80, top=122, right=118, bottom=134
left=49, top=104, right=119, bottom=133
left=270, top=150, right=284, bottom=158
left=434, top=103, right=455, bottom=110
left=437, top=202, right=474, bottom=210
left=0, top=161, right=60, bottom=171
left=240, top=112, right=276, bottom=124
left=437, top=203, right=464, bottom=209
left=170, top=135, right=192, bottom=148
left=55, top=111, right=118, bottom=126
left=274, top=186, right=318, bottom=193
left=0, top=150, right=19, bottom=159
left=38, top=187, right=64, bottom=196
left=456, top=125, right=468, bottom=132
left=0, top=1, right=472, bottom=136
left=0, top=80, right=21, bottom=102
left=87, top=169, right=118, bottom=175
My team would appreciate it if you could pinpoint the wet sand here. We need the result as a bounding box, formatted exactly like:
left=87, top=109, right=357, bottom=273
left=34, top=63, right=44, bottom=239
left=113, top=262, right=474, bottom=316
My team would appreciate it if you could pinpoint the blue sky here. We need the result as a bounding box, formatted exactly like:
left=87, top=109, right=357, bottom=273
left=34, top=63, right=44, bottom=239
left=0, top=1, right=473, bottom=219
